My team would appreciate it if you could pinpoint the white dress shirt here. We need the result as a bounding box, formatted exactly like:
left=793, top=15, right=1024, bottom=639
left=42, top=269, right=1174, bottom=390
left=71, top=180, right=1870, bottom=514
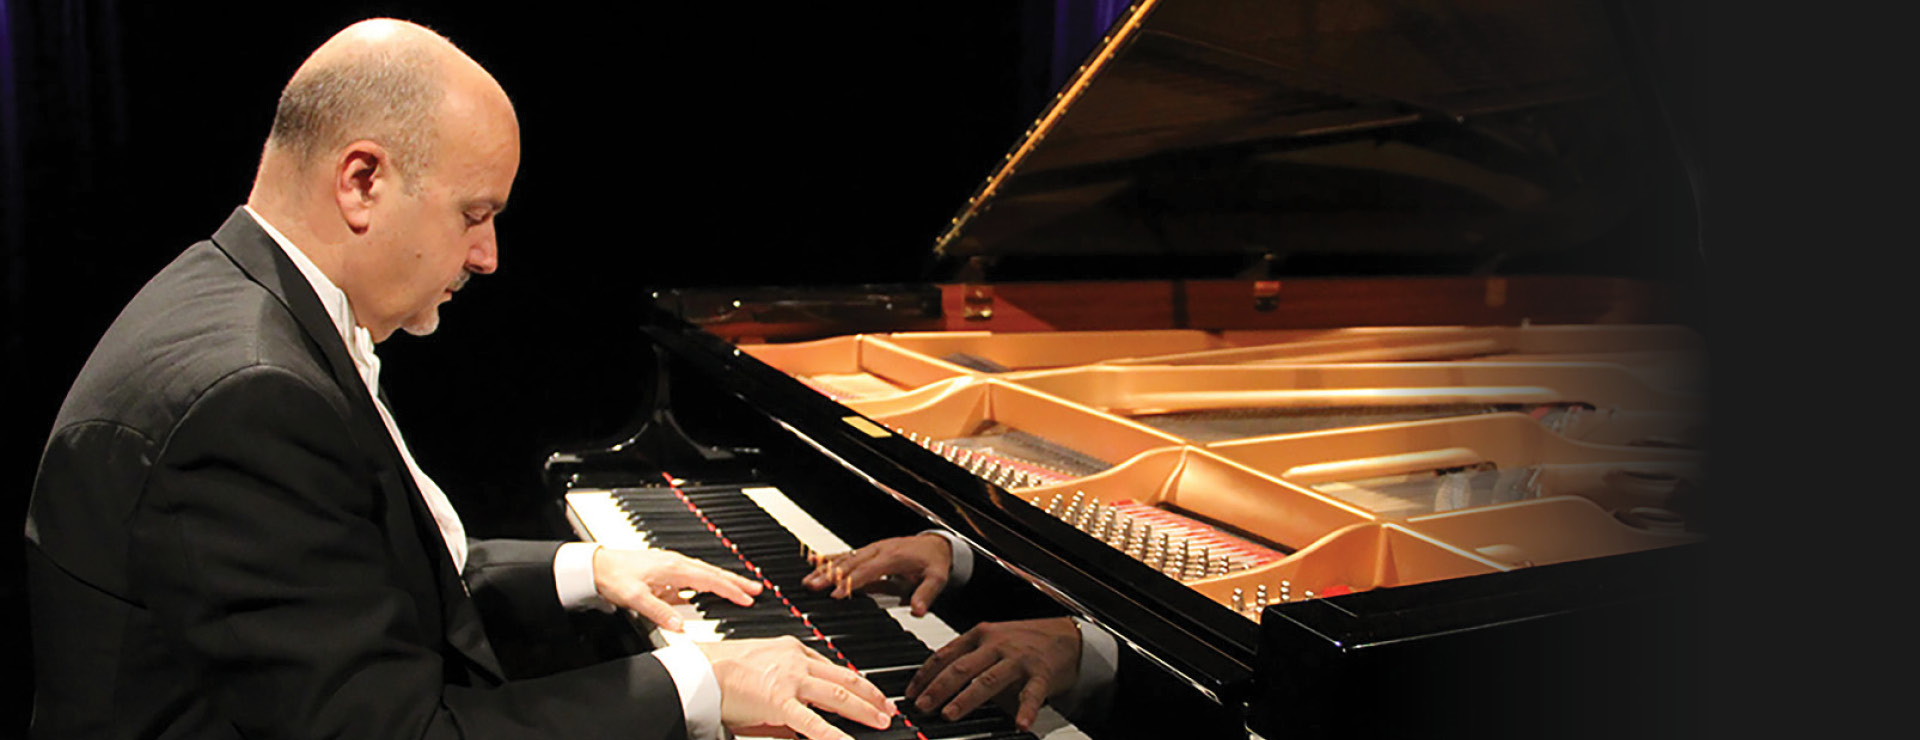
left=242, top=207, right=721, bottom=739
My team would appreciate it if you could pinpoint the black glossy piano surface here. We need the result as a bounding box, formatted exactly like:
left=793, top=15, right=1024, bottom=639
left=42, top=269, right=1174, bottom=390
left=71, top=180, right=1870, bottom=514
left=548, top=0, right=1706, bottom=737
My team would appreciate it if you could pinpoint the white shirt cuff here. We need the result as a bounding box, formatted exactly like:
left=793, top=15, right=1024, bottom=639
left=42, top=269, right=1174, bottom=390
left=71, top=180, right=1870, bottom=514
left=1053, top=617, right=1119, bottom=718
left=653, top=644, right=723, bottom=740
left=923, top=530, right=973, bottom=588
left=554, top=541, right=612, bottom=611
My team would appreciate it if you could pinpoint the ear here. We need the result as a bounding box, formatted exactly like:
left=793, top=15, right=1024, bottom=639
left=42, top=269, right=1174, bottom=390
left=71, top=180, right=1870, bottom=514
left=334, top=141, right=386, bottom=234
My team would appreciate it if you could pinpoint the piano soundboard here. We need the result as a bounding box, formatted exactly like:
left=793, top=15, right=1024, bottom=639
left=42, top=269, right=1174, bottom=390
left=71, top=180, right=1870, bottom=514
left=565, top=484, right=1093, bottom=740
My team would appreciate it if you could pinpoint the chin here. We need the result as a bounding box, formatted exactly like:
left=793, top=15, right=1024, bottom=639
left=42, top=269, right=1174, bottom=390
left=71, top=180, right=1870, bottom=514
left=400, top=312, right=441, bottom=337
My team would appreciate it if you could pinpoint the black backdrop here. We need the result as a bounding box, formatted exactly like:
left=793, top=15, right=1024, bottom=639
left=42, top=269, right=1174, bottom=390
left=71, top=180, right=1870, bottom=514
left=2, top=1, right=1057, bottom=732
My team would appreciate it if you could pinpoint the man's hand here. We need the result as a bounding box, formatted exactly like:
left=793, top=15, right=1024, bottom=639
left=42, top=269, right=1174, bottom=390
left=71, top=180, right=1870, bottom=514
left=906, top=617, right=1080, bottom=732
left=698, top=636, right=894, bottom=740
left=591, top=547, right=761, bottom=632
left=802, top=533, right=951, bottom=616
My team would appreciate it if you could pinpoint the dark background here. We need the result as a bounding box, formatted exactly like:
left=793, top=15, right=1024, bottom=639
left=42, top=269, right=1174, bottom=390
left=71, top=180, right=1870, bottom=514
left=1, top=1, right=1718, bottom=737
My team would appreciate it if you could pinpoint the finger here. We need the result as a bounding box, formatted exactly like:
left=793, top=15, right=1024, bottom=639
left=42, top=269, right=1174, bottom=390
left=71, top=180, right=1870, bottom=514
left=676, top=564, right=761, bottom=606
left=624, top=590, right=684, bottom=633
left=941, top=658, right=1022, bottom=720
left=798, top=675, right=892, bottom=730
left=802, top=549, right=848, bottom=590
left=806, top=658, right=892, bottom=713
left=908, top=571, right=947, bottom=617
left=913, top=646, right=999, bottom=712
left=729, top=724, right=800, bottom=739
left=803, top=564, right=833, bottom=590
left=830, top=557, right=870, bottom=599
left=840, top=557, right=903, bottom=594
left=907, top=629, right=980, bottom=699
left=780, top=698, right=854, bottom=740
left=1013, top=673, right=1052, bottom=730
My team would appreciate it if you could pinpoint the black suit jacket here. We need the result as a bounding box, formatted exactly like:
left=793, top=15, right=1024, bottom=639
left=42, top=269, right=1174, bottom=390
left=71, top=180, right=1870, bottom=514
left=25, top=209, right=684, bottom=739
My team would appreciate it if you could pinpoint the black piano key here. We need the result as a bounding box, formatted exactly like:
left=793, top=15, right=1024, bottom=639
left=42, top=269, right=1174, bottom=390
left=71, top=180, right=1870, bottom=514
left=826, top=708, right=916, bottom=740
left=835, top=642, right=934, bottom=670
left=840, top=727, right=924, bottom=740
left=914, top=715, right=1022, bottom=739
left=861, top=667, right=917, bottom=698
left=721, top=621, right=819, bottom=639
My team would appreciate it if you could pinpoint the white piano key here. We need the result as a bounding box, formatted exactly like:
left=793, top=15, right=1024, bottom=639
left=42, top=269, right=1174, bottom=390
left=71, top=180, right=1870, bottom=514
left=564, top=489, right=651, bottom=548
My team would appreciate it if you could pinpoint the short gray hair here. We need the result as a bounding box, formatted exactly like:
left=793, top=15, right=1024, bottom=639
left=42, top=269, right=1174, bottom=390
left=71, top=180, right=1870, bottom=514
left=266, top=41, right=444, bottom=190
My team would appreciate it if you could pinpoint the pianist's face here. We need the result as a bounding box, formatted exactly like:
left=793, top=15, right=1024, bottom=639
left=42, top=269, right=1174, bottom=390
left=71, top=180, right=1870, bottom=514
left=374, top=78, right=520, bottom=341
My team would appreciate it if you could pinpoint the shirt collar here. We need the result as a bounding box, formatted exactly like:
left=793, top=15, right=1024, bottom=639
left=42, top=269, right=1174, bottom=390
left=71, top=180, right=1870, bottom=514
left=242, top=205, right=382, bottom=383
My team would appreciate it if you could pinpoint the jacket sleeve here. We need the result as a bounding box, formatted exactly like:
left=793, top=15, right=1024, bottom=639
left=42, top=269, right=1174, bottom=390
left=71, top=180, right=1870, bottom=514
left=129, top=365, right=686, bottom=740
left=463, top=538, right=575, bottom=638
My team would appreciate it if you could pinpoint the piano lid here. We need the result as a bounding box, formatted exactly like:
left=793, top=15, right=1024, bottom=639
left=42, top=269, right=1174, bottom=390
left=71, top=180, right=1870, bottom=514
left=932, top=0, right=1700, bottom=281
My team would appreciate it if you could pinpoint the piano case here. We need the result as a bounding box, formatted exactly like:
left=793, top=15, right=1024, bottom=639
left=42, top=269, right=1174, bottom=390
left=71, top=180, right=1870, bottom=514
left=549, top=0, right=1707, bottom=738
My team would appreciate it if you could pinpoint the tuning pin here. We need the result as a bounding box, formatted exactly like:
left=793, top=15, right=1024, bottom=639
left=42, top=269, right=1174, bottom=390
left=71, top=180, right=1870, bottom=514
left=1279, top=580, right=1292, bottom=602
left=1231, top=587, right=1245, bottom=613
left=1255, top=584, right=1269, bottom=610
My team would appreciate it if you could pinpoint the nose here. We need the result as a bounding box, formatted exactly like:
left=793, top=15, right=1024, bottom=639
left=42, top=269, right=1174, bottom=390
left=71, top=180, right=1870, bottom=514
left=467, top=228, right=498, bottom=275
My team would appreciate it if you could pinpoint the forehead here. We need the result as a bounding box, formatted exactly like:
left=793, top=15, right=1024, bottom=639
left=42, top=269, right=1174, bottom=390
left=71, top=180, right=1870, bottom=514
left=428, top=83, right=520, bottom=192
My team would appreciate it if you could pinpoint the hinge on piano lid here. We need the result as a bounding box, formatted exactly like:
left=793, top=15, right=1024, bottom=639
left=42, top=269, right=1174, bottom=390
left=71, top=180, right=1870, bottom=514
left=1244, top=252, right=1281, bottom=312
left=959, top=256, right=994, bottom=321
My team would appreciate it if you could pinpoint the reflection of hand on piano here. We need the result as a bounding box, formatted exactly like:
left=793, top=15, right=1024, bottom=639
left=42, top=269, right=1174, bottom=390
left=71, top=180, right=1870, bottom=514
left=695, top=636, right=895, bottom=740
left=590, top=546, right=764, bottom=632
left=803, top=533, right=953, bottom=616
left=907, top=617, right=1082, bottom=732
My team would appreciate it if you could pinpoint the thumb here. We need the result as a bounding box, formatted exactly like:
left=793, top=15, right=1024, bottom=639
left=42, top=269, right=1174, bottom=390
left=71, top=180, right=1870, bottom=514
left=910, top=572, right=947, bottom=617
left=625, top=590, right=684, bottom=633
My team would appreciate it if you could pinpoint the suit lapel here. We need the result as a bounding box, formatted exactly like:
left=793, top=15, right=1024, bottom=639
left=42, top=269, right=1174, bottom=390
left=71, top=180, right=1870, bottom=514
left=208, top=208, right=507, bottom=685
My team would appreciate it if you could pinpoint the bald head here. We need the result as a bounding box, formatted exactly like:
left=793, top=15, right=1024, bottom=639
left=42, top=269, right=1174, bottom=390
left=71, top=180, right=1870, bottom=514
left=263, top=19, right=504, bottom=188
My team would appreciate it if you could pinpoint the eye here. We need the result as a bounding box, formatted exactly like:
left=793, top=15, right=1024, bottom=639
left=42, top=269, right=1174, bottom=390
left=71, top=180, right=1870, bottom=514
left=463, top=211, right=488, bottom=227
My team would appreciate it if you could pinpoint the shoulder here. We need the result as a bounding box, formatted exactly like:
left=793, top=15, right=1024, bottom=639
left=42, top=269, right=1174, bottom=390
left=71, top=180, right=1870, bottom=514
left=50, top=240, right=347, bottom=444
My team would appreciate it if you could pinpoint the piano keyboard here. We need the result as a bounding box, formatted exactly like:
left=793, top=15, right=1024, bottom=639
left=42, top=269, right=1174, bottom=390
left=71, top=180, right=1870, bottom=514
left=566, top=484, right=1092, bottom=740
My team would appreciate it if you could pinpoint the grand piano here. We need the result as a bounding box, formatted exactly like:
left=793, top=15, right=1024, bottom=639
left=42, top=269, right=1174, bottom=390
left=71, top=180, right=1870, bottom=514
left=546, top=0, right=1707, bottom=738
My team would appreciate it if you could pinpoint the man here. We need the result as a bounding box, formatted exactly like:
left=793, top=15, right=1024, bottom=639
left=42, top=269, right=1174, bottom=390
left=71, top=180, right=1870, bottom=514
left=24, top=18, right=890, bottom=740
